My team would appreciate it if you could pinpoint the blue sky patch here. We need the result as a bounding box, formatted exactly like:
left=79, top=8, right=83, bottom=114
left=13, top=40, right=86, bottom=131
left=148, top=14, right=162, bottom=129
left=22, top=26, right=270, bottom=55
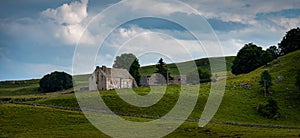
left=207, top=18, right=249, bottom=32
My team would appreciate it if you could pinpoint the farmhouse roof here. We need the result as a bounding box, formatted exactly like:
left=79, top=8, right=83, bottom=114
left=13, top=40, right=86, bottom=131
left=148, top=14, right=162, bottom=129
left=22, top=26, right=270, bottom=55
left=96, top=66, right=133, bottom=79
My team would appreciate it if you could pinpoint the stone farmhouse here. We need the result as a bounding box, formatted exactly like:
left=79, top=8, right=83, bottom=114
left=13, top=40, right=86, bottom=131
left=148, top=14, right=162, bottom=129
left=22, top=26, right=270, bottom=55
left=89, top=66, right=137, bottom=91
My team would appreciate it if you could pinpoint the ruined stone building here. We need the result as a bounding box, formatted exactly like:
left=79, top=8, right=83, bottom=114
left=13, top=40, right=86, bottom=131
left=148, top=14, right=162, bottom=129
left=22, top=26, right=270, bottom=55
left=170, top=75, right=187, bottom=85
left=141, top=73, right=166, bottom=86
left=89, top=66, right=137, bottom=91
left=140, top=74, right=186, bottom=86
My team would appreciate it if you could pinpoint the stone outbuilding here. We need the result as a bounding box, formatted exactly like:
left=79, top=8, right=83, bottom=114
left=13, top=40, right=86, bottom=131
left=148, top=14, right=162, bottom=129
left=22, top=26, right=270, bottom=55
left=140, top=74, right=186, bottom=86
left=169, top=75, right=187, bottom=85
left=89, top=66, right=137, bottom=91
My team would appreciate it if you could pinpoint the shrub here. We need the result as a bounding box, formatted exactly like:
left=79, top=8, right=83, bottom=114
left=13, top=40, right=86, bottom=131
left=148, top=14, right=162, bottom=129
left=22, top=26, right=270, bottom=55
left=39, top=71, right=73, bottom=92
left=187, top=68, right=211, bottom=84
left=258, top=98, right=280, bottom=119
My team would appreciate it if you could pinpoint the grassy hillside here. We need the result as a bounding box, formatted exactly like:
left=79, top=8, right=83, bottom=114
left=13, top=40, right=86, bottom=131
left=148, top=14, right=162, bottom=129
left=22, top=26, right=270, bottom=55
left=1, top=51, right=300, bottom=137
left=0, top=79, right=40, bottom=96
left=140, top=56, right=235, bottom=76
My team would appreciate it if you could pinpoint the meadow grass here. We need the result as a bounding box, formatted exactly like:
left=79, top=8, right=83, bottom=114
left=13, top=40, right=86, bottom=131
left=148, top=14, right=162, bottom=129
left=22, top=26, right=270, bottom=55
left=1, top=104, right=299, bottom=137
left=1, top=51, right=300, bottom=137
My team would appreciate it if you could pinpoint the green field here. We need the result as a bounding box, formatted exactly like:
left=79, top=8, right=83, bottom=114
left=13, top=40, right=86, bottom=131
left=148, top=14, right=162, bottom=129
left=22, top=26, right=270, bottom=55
left=1, top=104, right=300, bottom=138
left=1, top=51, right=300, bottom=137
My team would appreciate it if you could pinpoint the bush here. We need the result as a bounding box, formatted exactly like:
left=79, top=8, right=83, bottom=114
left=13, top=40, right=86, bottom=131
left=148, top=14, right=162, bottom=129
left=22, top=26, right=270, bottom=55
left=187, top=69, right=211, bottom=84
left=258, top=98, right=280, bottom=119
left=39, top=71, right=73, bottom=92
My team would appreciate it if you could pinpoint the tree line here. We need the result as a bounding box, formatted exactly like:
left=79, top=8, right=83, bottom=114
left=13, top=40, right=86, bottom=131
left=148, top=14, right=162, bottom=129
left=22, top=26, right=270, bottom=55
left=232, top=27, right=300, bottom=75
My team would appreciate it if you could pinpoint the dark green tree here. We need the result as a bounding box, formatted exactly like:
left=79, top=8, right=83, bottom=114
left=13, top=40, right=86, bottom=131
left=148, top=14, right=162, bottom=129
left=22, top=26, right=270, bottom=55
left=266, top=45, right=280, bottom=59
left=258, top=98, right=280, bottom=119
left=155, top=58, right=170, bottom=82
left=259, top=70, right=273, bottom=97
left=278, top=27, right=300, bottom=55
left=113, top=53, right=141, bottom=86
left=231, top=43, right=265, bottom=75
left=200, top=70, right=211, bottom=83
left=187, top=68, right=211, bottom=84
left=261, top=50, right=273, bottom=66
left=39, top=71, right=73, bottom=92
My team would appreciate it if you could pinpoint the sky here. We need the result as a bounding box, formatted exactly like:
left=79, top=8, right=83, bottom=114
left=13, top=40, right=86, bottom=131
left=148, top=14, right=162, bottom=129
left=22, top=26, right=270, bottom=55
left=0, top=0, right=299, bottom=81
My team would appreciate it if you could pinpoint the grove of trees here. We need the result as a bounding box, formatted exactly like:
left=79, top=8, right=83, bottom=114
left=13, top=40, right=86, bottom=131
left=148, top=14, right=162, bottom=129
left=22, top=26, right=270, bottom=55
left=231, top=43, right=272, bottom=75
left=39, top=71, right=73, bottom=92
left=279, top=27, right=300, bottom=55
left=266, top=46, right=280, bottom=59
left=113, top=53, right=141, bottom=86
left=232, top=27, right=300, bottom=75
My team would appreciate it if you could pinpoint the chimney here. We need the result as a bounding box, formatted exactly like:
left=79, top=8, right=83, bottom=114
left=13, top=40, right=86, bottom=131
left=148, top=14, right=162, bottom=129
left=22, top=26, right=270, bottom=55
left=101, top=65, right=107, bottom=73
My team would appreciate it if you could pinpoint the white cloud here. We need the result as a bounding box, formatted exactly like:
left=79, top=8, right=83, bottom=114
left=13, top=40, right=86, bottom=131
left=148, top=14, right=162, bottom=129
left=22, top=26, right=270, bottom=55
left=119, top=27, right=138, bottom=38
left=217, top=24, right=286, bottom=47
left=41, top=0, right=95, bottom=45
left=42, top=0, right=88, bottom=25
left=185, top=0, right=299, bottom=24
left=277, top=17, right=300, bottom=29
left=124, top=0, right=197, bottom=16
left=105, top=26, right=223, bottom=63
left=218, top=39, right=245, bottom=56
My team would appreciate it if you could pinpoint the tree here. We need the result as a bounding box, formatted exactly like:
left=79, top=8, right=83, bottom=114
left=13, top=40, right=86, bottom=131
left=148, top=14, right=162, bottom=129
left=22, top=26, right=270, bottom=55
left=187, top=68, right=211, bottom=84
left=39, top=71, right=73, bottom=92
left=231, top=43, right=274, bottom=75
left=231, top=43, right=265, bottom=75
left=259, top=70, right=273, bottom=97
left=266, top=45, right=280, bottom=59
left=258, top=98, right=280, bottom=119
left=155, top=58, right=170, bottom=83
left=261, top=50, right=273, bottom=66
left=278, top=27, right=300, bottom=55
left=113, top=53, right=141, bottom=86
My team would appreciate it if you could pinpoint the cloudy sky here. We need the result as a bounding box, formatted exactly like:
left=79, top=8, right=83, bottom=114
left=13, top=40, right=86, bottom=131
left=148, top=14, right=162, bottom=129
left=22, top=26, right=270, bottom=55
left=0, top=0, right=299, bottom=80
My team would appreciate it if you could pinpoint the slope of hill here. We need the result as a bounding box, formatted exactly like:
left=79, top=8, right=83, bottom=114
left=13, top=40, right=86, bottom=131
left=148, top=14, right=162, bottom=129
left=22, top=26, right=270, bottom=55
left=213, top=50, right=300, bottom=126
left=140, top=56, right=235, bottom=76
left=1, top=51, right=300, bottom=137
